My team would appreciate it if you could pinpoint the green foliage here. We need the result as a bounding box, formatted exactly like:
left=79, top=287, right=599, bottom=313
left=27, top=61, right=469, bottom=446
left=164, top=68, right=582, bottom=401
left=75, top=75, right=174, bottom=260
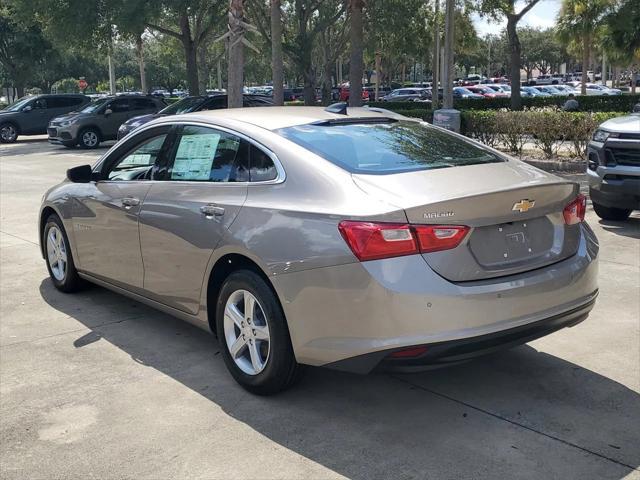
left=460, top=110, right=626, bottom=159
left=52, top=78, right=81, bottom=93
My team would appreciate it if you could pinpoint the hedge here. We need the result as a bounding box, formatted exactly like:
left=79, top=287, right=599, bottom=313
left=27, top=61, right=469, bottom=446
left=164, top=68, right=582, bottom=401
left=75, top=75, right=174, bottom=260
left=460, top=110, right=625, bottom=158
left=370, top=94, right=640, bottom=113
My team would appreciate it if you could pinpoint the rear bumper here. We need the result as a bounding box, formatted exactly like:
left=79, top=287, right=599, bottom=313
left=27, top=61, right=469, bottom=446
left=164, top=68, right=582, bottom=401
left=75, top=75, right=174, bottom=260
left=272, top=223, right=599, bottom=371
left=329, top=291, right=597, bottom=373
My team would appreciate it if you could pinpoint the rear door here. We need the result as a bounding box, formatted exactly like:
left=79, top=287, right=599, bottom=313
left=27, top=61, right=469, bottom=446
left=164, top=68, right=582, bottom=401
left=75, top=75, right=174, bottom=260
left=139, top=124, right=250, bottom=313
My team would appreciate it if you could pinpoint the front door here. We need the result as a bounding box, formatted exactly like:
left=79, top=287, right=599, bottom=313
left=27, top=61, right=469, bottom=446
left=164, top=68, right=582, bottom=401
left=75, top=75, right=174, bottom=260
left=71, top=127, right=172, bottom=290
left=139, top=125, right=250, bottom=313
left=102, top=98, right=135, bottom=139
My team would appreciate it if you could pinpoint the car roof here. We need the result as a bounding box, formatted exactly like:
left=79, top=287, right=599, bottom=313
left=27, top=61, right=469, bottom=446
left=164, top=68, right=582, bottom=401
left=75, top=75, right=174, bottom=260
left=168, top=106, right=396, bottom=131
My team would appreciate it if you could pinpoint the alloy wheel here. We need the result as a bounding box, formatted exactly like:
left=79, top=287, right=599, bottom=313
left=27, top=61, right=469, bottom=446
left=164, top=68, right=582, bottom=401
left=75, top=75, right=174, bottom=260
left=223, top=289, right=271, bottom=375
left=46, top=226, right=67, bottom=281
left=0, top=125, right=17, bottom=142
left=82, top=131, right=98, bottom=147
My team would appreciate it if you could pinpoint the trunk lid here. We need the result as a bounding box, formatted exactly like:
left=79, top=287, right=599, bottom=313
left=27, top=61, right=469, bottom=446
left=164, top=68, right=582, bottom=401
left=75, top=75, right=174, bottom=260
left=353, top=161, right=581, bottom=281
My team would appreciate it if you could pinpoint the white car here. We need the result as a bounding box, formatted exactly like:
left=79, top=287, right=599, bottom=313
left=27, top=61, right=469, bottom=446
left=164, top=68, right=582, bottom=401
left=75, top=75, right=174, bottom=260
left=554, top=85, right=578, bottom=95
left=576, top=84, right=622, bottom=96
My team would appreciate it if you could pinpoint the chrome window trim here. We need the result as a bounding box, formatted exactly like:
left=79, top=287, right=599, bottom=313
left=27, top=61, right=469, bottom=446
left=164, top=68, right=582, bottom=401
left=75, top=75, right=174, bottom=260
left=99, top=120, right=286, bottom=186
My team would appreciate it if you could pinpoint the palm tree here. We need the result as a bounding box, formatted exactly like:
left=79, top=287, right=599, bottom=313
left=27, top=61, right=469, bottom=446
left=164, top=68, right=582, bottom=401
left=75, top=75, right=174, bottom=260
left=271, top=0, right=284, bottom=105
left=557, top=0, right=612, bottom=95
left=228, top=0, right=245, bottom=108
left=348, top=0, right=365, bottom=107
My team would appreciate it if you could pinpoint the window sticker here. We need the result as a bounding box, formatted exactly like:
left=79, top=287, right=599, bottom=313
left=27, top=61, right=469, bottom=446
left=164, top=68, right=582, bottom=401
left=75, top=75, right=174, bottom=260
left=171, top=133, right=221, bottom=180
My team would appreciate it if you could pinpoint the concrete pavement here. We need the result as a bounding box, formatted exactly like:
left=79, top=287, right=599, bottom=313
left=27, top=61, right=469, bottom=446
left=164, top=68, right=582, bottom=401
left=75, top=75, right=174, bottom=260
left=1, top=138, right=639, bottom=479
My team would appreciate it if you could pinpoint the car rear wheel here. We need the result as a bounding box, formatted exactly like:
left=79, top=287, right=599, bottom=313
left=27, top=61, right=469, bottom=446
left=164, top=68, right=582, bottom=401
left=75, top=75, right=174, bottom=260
left=0, top=123, right=18, bottom=143
left=216, top=270, right=300, bottom=395
left=593, top=202, right=632, bottom=221
left=78, top=128, right=100, bottom=149
left=43, top=214, right=83, bottom=292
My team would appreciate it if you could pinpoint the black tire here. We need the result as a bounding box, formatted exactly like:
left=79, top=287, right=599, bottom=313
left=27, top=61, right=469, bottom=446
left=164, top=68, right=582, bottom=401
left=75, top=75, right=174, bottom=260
left=43, top=214, right=83, bottom=293
left=593, top=202, right=632, bottom=221
left=216, top=270, right=300, bottom=395
left=78, top=127, right=101, bottom=149
left=0, top=122, right=18, bottom=143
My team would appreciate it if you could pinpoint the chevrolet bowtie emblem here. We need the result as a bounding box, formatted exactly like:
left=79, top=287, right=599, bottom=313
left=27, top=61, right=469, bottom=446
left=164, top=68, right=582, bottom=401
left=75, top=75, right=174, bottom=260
left=512, top=199, right=535, bottom=213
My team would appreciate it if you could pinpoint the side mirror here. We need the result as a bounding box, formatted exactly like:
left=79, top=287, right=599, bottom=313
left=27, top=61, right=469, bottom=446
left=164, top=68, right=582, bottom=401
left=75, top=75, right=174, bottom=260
left=104, top=108, right=113, bottom=116
left=67, top=165, right=93, bottom=183
left=22, top=105, right=33, bottom=112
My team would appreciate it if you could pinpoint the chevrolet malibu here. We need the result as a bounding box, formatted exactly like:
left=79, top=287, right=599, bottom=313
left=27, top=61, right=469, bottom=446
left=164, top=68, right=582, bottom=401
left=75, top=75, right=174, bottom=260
left=39, top=106, right=599, bottom=394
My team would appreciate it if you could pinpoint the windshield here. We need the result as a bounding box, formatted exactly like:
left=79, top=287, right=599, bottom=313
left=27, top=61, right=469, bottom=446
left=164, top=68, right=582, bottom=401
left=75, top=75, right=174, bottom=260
left=160, top=96, right=206, bottom=114
left=81, top=98, right=111, bottom=113
left=3, top=96, right=34, bottom=112
left=277, top=120, right=504, bottom=175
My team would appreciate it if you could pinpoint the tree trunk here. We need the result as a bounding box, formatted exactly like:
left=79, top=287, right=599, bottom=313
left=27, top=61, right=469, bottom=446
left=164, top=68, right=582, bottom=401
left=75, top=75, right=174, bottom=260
left=303, top=68, right=316, bottom=105
left=228, top=0, right=245, bottom=108
left=198, top=44, right=208, bottom=93
left=631, top=69, right=637, bottom=95
left=442, top=0, right=455, bottom=109
left=15, top=83, right=24, bottom=99
left=271, top=0, right=284, bottom=105
left=179, top=15, right=200, bottom=96
left=136, top=35, right=147, bottom=93
left=348, top=0, right=364, bottom=107
left=432, top=0, right=440, bottom=109
left=581, top=31, right=589, bottom=95
left=506, top=15, right=522, bottom=110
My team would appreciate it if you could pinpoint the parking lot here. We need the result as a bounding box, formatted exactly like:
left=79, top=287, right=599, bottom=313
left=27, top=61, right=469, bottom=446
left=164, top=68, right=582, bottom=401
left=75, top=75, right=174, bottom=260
left=0, top=138, right=639, bottom=479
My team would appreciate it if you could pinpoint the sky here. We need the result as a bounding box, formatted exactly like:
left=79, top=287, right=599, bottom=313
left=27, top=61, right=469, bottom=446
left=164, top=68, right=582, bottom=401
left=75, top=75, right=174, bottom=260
left=471, top=0, right=561, bottom=37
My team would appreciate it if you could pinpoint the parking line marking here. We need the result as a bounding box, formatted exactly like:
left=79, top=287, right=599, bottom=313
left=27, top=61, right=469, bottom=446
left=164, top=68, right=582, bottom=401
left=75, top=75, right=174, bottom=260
left=391, top=375, right=638, bottom=471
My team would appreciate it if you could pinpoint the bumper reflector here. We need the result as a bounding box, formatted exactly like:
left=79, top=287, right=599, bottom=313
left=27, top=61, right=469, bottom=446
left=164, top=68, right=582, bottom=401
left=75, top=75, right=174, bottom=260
left=388, top=346, right=428, bottom=358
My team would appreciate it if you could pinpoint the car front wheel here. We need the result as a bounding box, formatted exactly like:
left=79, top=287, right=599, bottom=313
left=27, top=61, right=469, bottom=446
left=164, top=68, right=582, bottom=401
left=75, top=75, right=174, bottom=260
left=593, top=202, right=632, bottom=221
left=216, top=270, right=300, bottom=395
left=78, top=128, right=100, bottom=149
left=0, top=123, right=18, bottom=143
left=43, top=214, right=83, bottom=292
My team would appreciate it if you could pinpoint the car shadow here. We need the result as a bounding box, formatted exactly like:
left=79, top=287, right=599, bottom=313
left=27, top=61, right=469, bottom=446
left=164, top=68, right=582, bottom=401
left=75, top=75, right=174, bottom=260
left=39, top=279, right=640, bottom=478
left=599, top=216, right=640, bottom=240
left=0, top=139, right=115, bottom=157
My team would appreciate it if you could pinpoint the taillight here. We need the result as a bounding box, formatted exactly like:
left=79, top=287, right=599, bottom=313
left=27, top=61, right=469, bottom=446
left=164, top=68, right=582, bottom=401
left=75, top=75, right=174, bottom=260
left=413, top=225, right=470, bottom=253
left=338, top=221, right=469, bottom=262
left=563, top=194, right=587, bottom=225
left=338, top=222, right=418, bottom=261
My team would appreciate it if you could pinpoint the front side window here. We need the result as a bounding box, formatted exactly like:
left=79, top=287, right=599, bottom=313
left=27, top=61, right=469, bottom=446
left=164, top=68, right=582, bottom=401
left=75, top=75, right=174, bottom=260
left=277, top=120, right=504, bottom=175
left=107, top=134, right=168, bottom=181
left=109, top=99, right=130, bottom=113
left=33, top=98, right=47, bottom=109
left=168, top=126, right=248, bottom=182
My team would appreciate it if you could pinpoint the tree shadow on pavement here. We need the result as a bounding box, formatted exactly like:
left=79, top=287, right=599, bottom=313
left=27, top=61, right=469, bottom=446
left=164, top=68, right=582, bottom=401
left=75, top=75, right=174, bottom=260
left=39, top=279, right=640, bottom=479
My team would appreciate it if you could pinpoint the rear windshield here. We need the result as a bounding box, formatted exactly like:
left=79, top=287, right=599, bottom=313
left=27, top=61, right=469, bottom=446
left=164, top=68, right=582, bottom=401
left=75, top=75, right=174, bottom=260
left=160, top=96, right=206, bottom=114
left=277, top=120, right=504, bottom=174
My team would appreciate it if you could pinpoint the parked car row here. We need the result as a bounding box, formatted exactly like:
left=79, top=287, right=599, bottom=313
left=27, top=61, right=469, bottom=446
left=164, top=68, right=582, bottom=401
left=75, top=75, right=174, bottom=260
left=1, top=92, right=275, bottom=147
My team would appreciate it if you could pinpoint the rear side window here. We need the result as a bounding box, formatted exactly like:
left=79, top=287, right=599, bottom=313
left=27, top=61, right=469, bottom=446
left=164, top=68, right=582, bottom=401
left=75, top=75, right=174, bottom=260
left=168, top=126, right=249, bottom=182
left=132, top=98, right=157, bottom=110
left=277, top=120, right=504, bottom=175
left=250, top=145, right=277, bottom=181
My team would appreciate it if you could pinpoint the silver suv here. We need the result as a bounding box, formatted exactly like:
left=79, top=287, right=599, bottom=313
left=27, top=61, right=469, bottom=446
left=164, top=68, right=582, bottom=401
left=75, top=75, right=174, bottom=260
left=587, top=113, right=640, bottom=220
left=0, top=94, right=89, bottom=143
left=48, top=95, right=165, bottom=148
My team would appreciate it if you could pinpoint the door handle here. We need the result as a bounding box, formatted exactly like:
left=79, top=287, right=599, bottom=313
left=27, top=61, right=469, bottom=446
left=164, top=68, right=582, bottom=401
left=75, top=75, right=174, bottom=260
left=200, top=204, right=225, bottom=217
left=122, top=197, right=140, bottom=208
